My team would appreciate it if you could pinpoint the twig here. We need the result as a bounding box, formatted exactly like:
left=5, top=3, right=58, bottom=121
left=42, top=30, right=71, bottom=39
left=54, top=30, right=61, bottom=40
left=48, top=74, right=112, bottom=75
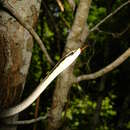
left=96, top=25, right=129, bottom=38
left=75, top=48, right=130, bottom=82
left=56, top=0, right=64, bottom=12
left=3, top=114, right=48, bottom=125
left=89, top=0, right=130, bottom=33
left=2, top=0, right=54, bottom=65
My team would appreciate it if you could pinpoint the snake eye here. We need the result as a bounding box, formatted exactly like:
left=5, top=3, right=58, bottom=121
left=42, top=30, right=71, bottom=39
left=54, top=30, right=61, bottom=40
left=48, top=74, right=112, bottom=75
left=65, top=50, right=75, bottom=57
left=72, top=50, right=76, bottom=53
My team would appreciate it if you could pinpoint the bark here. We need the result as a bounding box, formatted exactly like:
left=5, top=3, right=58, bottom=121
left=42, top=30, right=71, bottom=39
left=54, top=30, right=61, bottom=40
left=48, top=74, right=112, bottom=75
left=0, top=0, right=41, bottom=129
left=47, top=0, right=91, bottom=130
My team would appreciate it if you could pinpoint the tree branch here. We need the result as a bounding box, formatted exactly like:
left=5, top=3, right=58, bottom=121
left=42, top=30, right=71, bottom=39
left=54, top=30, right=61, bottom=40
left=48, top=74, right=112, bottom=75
left=75, top=48, right=130, bottom=82
left=2, top=0, right=54, bottom=65
left=3, top=114, right=47, bottom=125
left=89, top=0, right=130, bottom=33
left=56, top=0, right=64, bottom=12
left=47, top=0, right=92, bottom=130
left=96, top=24, right=130, bottom=38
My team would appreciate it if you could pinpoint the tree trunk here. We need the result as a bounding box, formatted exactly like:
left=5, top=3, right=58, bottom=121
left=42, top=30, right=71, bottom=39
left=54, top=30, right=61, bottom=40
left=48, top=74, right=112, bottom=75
left=47, top=0, right=91, bottom=130
left=0, top=0, right=41, bottom=129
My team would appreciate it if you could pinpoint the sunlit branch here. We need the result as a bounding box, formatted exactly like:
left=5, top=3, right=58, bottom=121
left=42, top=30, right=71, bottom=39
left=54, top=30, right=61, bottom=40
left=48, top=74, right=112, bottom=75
left=75, top=48, right=130, bottom=82
left=2, top=0, right=54, bottom=65
left=56, top=0, right=64, bottom=12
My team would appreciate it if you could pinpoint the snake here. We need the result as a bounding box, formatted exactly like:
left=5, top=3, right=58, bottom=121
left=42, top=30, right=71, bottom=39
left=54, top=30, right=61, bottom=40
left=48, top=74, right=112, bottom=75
left=0, top=48, right=82, bottom=118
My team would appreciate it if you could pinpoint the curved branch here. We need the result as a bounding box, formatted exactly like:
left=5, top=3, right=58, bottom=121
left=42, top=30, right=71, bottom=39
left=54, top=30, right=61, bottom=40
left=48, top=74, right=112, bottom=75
left=96, top=24, right=130, bottom=38
left=89, top=0, right=130, bottom=33
left=2, top=0, right=54, bottom=65
left=3, top=114, right=47, bottom=125
left=75, top=48, right=130, bottom=82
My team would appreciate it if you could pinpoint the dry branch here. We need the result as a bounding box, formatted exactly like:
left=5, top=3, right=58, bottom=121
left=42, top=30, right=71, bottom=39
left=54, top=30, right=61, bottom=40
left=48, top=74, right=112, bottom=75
left=75, top=48, right=130, bottom=82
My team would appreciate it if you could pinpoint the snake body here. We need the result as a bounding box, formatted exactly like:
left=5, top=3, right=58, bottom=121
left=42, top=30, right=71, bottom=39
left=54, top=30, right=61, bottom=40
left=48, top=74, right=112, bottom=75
left=0, top=48, right=81, bottom=118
